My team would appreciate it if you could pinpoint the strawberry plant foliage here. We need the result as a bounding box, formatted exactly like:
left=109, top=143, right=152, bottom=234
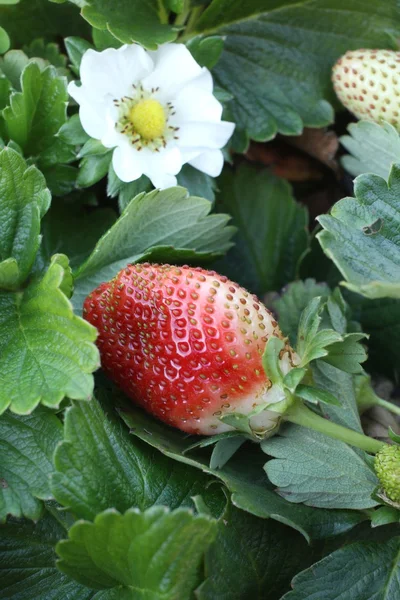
left=0, top=148, right=50, bottom=289
left=3, top=0, right=400, bottom=598
left=56, top=506, right=217, bottom=597
left=0, top=255, right=99, bottom=414
left=318, top=165, right=400, bottom=300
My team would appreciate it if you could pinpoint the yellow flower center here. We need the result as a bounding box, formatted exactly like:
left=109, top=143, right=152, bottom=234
left=129, top=99, right=166, bottom=140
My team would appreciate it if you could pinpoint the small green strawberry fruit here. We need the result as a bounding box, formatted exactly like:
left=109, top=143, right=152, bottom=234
left=374, top=444, right=400, bottom=503
left=332, top=49, right=400, bottom=130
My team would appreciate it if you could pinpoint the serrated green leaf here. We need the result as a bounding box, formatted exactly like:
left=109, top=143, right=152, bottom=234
left=295, top=384, right=340, bottom=407
left=56, top=506, right=217, bottom=597
left=0, top=255, right=99, bottom=414
left=0, top=49, right=32, bottom=89
left=263, top=424, right=378, bottom=510
left=119, top=406, right=366, bottom=542
left=207, top=0, right=400, bottom=141
left=270, top=279, right=330, bottom=346
left=296, top=297, right=342, bottom=367
left=41, top=164, right=78, bottom=196
left=0, top=510, right=96, bottom=600
left=283, top=537, right=400, bottom=600
left=341, top=121, right=400, bottom=180
left=215, top=164, right=309, bottom=296
left=197, top=501, right=322, bottom=600
left=0, top=0, right=90, bottom=47
left=0, top=148, right=50, bottom=288
left=193, top=0, right=303, bottom=32
left=3, top=62, right=68, bottom=158
left=73, top=0, right=177, bottom=49
left=51, top=395, right=224, bottom=520
left=72, top=187, right=235, bottom=312
left=186, top=35, right=224, bottom=69
left=23, top=38, right=67, bottom=68
left=0, top=407, right=63, bottom=522
left=321, top=332, right=367, bottom=374
left=318, top=164, right=400, bottom=300
left=92, top=27, right=122, bottom=50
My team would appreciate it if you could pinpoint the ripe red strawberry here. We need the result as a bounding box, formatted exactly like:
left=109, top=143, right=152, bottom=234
left=332, top=49, right=400, bottom=129
left=83, top=264, right=296, bottom=435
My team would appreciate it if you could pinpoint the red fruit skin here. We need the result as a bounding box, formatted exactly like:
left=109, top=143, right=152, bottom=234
left=84, top=264, right=293, bottom=435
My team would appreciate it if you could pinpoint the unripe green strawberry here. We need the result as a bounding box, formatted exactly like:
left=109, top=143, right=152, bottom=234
left=374, top=444, right=400, bottom=503
left=332, top=49, right=400, bottom=130
left=84, top=263, right=297, bottom=436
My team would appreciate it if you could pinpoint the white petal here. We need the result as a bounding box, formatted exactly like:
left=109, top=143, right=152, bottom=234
left=79, top=45, right=153, bottom=101
left=142, top=146, right=182, bottom=189
left=79, top=102, right=109, bottom=139
left=142, top=44, right=205, bottom=99
left=149, top=171, right=178, bottom=189
left=178, top=121, right=235, bottom=149
left=112, top=144, right=144, bottom=183
left=189, top=149, right=224, bottom=177
left=173, top=86, right=223, bottom=122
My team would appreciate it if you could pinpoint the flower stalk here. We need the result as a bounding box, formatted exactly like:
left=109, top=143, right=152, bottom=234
left=284, top=399, right=385, bottom=454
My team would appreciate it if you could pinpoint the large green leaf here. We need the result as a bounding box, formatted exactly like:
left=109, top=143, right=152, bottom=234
left=72, top=187, right=235, bottom=312
left=0, top=255, right=99, bottom=415
left=341, top=121, right=400, bottom=180
left=119, top=406, right=366, bottom=542
left=215, top=164, right=309, bottom=296
left=197, top=502, right=321, bottom=600
left=3, top=62, right=68, bottom=158
left=318, top=165, right=400, bottom=300
left=56, top=507, right=216, bottom=598
left=0, top=408, right=62, bottom=522
left=63, top=0, right=176, bottom=49
left=283, top=537, right=400, bottom=600
left=263, top=424, right=378, bottom=510
left=0, top=510, right=95, bottom=600
left=51, top=395, right=224, bottom=520
left=194, top=0, right=304, bottom=32
left=0, top=148, right=50, bottom=289
left=209, top=0, right=400, bottom=140
left=0, top=0, right=89, bottom=47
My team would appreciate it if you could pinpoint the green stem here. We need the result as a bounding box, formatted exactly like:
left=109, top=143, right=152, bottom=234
left=175, top=1, right=190, bottom=26
left=181, top=6, right=204, bottom=38
left=285, top=401, right=385, bottom=454
left=373, top=397, right=400, bottom=417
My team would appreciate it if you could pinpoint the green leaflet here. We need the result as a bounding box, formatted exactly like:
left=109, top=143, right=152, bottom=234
left=284, top=537, right=400, bottom=600
left=56, top=506, right=217, bottom=598
left=72, top=186, right=235, bottom=312
left=0, top=148, right=50, bottom=289
left=263, top=424, right=378, bottom=510
left=0, top=408, right=63, bottom=522
left=0, top=255, right=99, bottom=414
left=318, top=164, right=400, bottom=299
left=341, top=121, right=400, bottom=180
left=210, top=0, right=400, bottom=140
left=51, top=396, right=224, bottom=520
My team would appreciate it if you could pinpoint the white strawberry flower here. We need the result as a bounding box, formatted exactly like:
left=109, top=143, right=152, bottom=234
left=68, top=43, right=235, bottom=189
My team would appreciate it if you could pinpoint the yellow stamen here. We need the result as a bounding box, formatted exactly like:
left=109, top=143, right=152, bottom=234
left=129, top=99, right=166, bottom=140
